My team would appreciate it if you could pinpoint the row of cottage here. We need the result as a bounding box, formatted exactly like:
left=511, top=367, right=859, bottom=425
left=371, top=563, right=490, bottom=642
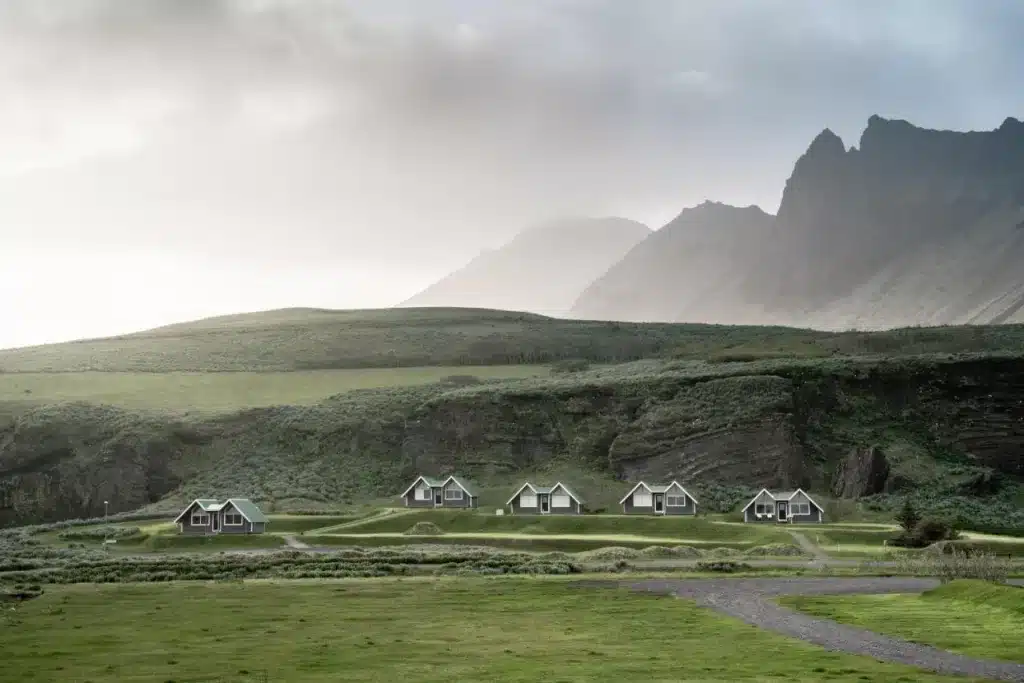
left=171, top=478, right=823, bottom=536
left=400, top=475, right=825, bottom=523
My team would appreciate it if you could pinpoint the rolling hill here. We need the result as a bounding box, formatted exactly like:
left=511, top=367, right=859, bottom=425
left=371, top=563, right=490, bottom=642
left=1, top=307, right=1024, bottom=530
left=398, top=217, right=651, bottom=315
left=572, top=116, right=1024, bottom=328
left=2, top=306, right=1024, bottom=373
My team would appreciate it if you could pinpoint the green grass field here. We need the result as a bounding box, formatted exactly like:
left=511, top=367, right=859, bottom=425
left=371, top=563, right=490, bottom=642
left=782, top=580, right=1024, bottom=663
left=0, top=579, right=984, bottom=682
left=0, top=366, right=548, bottom=412
left=332, top=510, right=791, bottom=543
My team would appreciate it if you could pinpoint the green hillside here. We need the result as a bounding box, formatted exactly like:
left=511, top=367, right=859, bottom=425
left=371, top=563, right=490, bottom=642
left=2, top=306, right=1023, bottom=372
left=2, top=345, right=1022, bottom=531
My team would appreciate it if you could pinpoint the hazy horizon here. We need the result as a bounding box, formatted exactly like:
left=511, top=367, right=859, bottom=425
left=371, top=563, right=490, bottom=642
left=4, top=0, right=1024, bottom=349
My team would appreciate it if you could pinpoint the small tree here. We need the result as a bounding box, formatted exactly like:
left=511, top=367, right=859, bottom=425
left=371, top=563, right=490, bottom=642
left=895, top=499, right=921, bottom=533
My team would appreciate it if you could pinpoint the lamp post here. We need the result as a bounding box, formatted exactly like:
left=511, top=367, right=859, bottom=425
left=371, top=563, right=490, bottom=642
left=104, top=500, right=109, bottom=520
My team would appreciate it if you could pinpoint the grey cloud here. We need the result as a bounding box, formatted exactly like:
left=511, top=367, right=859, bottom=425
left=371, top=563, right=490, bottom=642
left=2, top=0, right=1023, bottom=271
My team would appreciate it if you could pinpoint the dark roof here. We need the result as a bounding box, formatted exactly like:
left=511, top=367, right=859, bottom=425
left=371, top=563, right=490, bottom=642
left=226, top=498, right=268, bottom=523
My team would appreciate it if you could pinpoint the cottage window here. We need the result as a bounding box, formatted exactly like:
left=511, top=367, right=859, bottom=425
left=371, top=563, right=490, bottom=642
left=414, top=486, right=431, bottom=501
left=666, top=495, right=686, bottom=507
left=224, top=512, right=244, bottom=526
left=520, top=494, right=537, bottom=508
left=755, top=504, right=765, bottom=514
left=765, top=504, right=774, bottom=514
left=633, top=491, right=652, bottom=507
left=191, top=512, right=209, bottom=526
left=793, top=503, right=810, bottom=516
left=444, top=488, right=464, bottom=500
left=551, top=494, right=571, bottom=508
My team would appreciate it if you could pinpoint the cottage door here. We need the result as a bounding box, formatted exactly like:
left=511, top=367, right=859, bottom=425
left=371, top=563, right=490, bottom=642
left=434, top=491, right=443, bottom=507
left=777, top=502, right=788, bottom=522
left=540, top=495, right=550, bottom=514
left=654, top=494, right=664, bottom=514
left=212, top=515, right=220, bottom=533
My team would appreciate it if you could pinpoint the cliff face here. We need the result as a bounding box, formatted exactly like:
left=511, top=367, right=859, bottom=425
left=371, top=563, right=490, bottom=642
left=763, top=115, right=1024, bottom=320
left=2, top=356, right=1022, bottom=525
left=573, top=116, right=1024, bottom=328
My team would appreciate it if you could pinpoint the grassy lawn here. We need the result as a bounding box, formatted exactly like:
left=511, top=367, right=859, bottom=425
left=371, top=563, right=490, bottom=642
left=0, top=366, right=548, bottom=412
left=781, top=580, right=1024, bottom=663
left=0, top=579, right=983, bottom=683
left=340, top=510, right=791, bottom=542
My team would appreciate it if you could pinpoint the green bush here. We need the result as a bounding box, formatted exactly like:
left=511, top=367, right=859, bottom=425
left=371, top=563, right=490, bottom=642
left=890, top=517, right=959, bottom=548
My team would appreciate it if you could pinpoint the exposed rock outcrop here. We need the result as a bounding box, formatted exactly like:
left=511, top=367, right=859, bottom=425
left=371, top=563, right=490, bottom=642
left=831, top=446, right=890, bottom=499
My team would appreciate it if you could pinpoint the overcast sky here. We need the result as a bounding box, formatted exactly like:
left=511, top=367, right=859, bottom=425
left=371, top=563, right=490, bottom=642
left=2, top=0, right=1023, bottom=348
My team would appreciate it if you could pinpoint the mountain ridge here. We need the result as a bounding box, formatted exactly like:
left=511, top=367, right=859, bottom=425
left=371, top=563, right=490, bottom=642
left=571, top=115, right=1024, bottom=328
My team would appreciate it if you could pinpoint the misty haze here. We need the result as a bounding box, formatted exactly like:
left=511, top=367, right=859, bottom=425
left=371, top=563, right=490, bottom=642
left=3, top=3, right=1024, bottom=683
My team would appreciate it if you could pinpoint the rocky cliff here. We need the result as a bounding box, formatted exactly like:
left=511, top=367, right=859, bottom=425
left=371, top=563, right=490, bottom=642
left=2, top=355, right=1022, bottom=528
left=572, top=116, right=1024, bottom=327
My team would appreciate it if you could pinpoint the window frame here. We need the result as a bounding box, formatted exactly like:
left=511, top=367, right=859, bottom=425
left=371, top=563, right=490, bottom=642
left=665, top=495, right=687, bottom=507
left=551, top=494, right=571, bottom=508
left=224, top=512, right=244, bottom=526
left=444, top=488, right=464, bottom=500
left=191, top=512, right=210, bottom=526
left=633, top=491, right=653, bottom=507
left=414, top=486, right=431, bottom=501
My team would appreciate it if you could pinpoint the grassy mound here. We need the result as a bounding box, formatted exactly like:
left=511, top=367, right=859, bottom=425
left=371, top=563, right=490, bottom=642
left=744, top=543, right=810, bottom=558
left=576, top=546, right=641, bottom=561
left=403, top=522, right=444, bottom=536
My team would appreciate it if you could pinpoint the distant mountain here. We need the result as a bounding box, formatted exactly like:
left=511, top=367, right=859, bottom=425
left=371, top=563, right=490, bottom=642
left=398, top=217, right=650, bottom=315
left=570, top=202, right=776, bottom=324
left=572, top=115, right=1024, bottom=328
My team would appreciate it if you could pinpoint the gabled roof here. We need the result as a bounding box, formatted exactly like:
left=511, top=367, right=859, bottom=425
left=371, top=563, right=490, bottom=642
left=507, top=483, right=540, bottom=505
left=506, top=482, right=538, bottom=505
left=225, top=498, right=268, bottom=523
left=741, top=488, right=775, bottom=512
left=619, top=481, right=696, bottom=504
left=741, top=488, right=823, bottom=512
left=549, top=482, right=584, bottom=504
left=784, top=488, right=824, bottom=511
left=619, top=482, right=652, bottom=504
left=173, top=498, right=220, bottom=523
left=444, top=475, right=478, bottom=498
left=399, top=475, right=447, bottom=498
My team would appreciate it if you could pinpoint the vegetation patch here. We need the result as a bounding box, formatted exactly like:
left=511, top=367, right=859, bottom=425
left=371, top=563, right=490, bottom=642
left=744, top=543, right=809, bottom=558
left=403, top=521, right=444, bottom=536
left=782, top=580, right=1024, bottom=664
left=57, top=526, right=142, bottom=541
left=0, top=579, right=975, bottom=682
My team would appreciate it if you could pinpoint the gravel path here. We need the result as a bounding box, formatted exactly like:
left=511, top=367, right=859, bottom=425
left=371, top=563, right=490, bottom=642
left=788, top=530, right=831, bottom=561
left=590, top=577, right=1024, bottom=682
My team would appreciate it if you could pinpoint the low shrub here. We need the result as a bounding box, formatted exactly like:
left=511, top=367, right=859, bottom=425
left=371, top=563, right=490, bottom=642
left=744, top=543, right=809, bottom=558
left=58, top=526, right=142, bottom=541
left=403, top=522, right=444, bottom=536
left=695, top=560, right=752, bottom=573
left=577, top=547, right=640, bottom=561
left=895, top=548, right=1012, bottom=583
left=438, top=374, right=483, bottom=387
left=550, top=359, right=591, bottom=374
left=890, top=517, right=959, bottom=548
left=637, top=545, right=702, bottom=559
